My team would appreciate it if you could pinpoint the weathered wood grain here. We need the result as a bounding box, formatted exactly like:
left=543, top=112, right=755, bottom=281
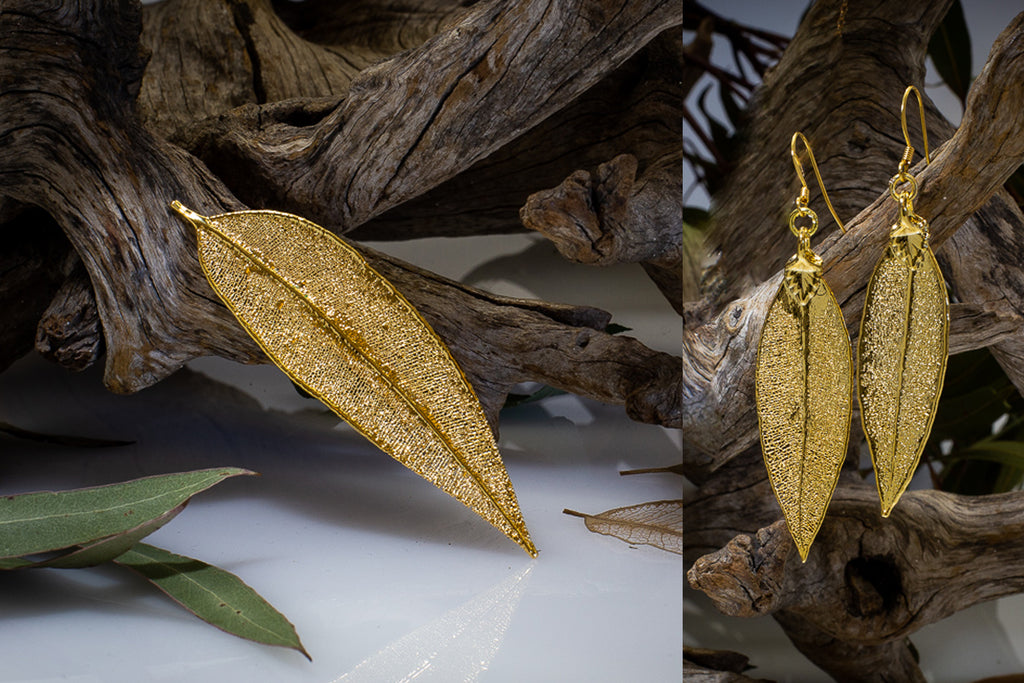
left=0, top=0, right=680, bottom=431
left=35, top=257, right=102, bottom=371
left=139, top=0, right=364, bottom=142
left=179, top=0, right=681, bottom=233
left=689, top=484, right=1024, bottom=682
left=520, top=153, right=682, bottom=311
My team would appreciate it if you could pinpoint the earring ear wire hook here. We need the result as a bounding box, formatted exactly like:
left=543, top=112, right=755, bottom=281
left=900, top=85, right=931, bottom=167
left=790, top=131, right=846, bottom=233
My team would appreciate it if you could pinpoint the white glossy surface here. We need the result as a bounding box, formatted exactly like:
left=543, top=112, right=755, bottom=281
left=0, top=235, right=682, bottom=682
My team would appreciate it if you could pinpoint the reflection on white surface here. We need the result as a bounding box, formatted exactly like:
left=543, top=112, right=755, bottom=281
left=334, top=563, right=533, bottom=682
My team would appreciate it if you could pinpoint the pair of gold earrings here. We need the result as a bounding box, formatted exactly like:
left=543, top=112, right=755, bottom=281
left=755, top=86, right=949, bottom=562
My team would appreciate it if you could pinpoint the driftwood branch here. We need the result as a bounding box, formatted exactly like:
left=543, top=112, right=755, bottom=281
left=683, top=449, right=925, bottom=682
left=271, top=0, right=472, bottom=54
left=520, top=151, right=683, bottom=312
left=689, top=482, right=1024, bottom=682
left=180, top=0, right=681, bottom=233
left=0, top=0, right=681, bottom=432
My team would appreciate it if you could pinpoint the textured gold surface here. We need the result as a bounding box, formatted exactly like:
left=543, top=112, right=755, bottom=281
left=858, top=234, right=948, bottom=517
left=171, top=203, right=535, bottom=556
left=756, top=254, right=852, bottom=562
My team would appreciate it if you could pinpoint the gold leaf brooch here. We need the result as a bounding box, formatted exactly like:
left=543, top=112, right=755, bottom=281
left=172, top=202, right=536, bottom=556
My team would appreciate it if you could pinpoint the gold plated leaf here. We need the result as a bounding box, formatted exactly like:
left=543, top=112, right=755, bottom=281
left=756, top=254, right=852, bottom=562
left=171, top=202, right=535, bottom=556
left=858, top=231, right=948, bottom=517
left=563, top=500, right=682, bottom=554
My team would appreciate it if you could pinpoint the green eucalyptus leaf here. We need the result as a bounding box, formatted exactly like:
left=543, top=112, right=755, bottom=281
left=994, top=463, right=1024, bottom=493
left=952, top=440, right=1024, bottom=469
left=928, top=0, right=972, bottom=104
left=0, top=556, right=32, bottom=570
left=682, top=207, right=712, bottom=231
left=115, top=543, right=309, bottom=659
left=942, top=440, right=1024, bottom=495
left=0, top=504, right=187, bottom=570
left=939, top=459, right=1002, bottom=496
left=684, top=218, right=707, bottom=302
left=930, top=348, right=1019, bottom=443
left=0, top=468, right=253, bottom=559
left=932, top=380, right=1016, bottom=440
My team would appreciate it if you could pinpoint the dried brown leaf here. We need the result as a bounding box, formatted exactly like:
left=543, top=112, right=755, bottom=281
left=564, top=500, right=682, bottom=554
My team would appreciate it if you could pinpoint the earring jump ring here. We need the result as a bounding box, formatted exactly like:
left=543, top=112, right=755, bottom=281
left=889, top=172, right=918, bottom=202
left=789, top=206, right=819, bottom=238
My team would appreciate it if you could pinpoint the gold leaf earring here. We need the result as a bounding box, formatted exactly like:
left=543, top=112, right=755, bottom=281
left=858, top=85, right=949, bottom=517
left=756, top=132, right=852, bottom=562
left=170, top=202, right=536, bottom=556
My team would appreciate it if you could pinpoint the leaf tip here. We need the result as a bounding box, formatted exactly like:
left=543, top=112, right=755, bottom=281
left=504, top=523, right=538, bottom=557
left=223, top=468, right=260, bottom=478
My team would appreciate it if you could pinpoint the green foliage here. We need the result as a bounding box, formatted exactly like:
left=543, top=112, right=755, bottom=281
left=116, top=543, right=309, bottom=659
left=0, top=468, right=250, bottom=558
left=682, top=207, right=711, bottom=230
left=0, top=505, right=185, bottom=570
left=925, top=349, right=1024, bottom=494
left=686, top=84, right=748, bottom=197
left=0, top=469, right=308, bottom=657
